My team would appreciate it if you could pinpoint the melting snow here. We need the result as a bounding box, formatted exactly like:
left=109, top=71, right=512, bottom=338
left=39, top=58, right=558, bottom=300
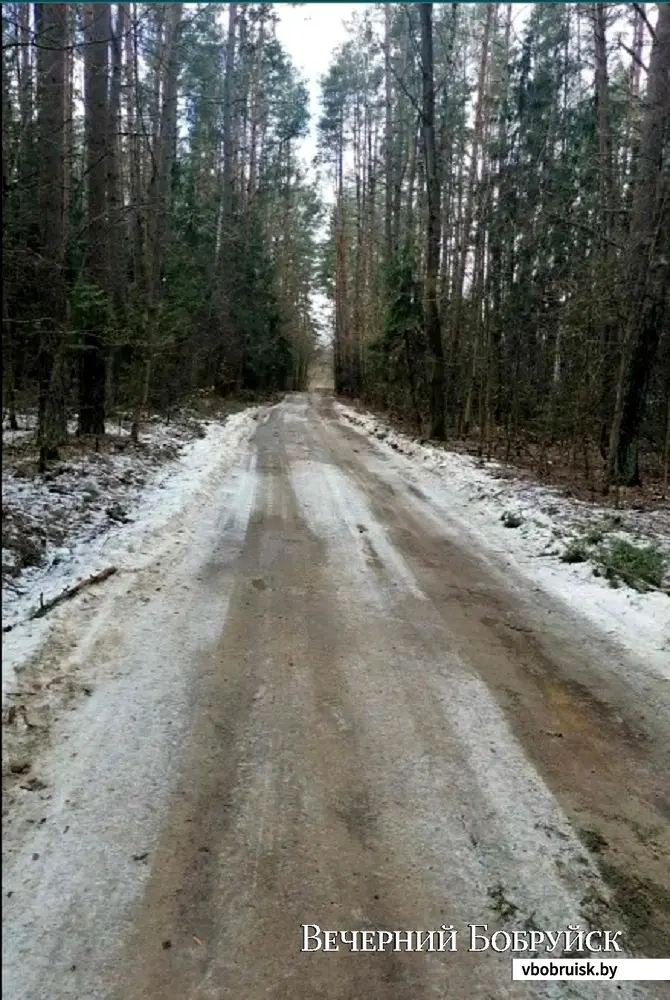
left=2, top=409, right=260, bottom=699
left=334, top=402, right=670, bottom=683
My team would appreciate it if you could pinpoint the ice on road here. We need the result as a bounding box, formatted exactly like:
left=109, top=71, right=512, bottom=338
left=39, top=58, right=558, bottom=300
left=2, top=394, right=669, bottom=1000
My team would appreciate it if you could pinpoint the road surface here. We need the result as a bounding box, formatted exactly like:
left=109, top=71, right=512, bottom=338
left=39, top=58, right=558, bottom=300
left=3, top=394, right=669, bottom=1000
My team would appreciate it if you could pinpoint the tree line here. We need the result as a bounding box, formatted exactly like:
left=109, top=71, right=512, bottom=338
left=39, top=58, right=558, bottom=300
left=2, top=3, right=321, bottom=465
left=318, top=2, right=670, bottom=488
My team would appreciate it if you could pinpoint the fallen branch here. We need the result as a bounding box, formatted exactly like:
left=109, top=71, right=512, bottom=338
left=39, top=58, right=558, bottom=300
left=2, top=567, right=120, bottom=633
left=28, top=567, right=118, bottom=621
left=2, top=568, right=117, bottom=632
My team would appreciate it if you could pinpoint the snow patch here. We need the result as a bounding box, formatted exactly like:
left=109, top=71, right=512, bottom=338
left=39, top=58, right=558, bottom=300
left=334, top=402, right=670, bottom=683
left=1, top=449, right=259, bottom=1000
left=2, top=409, right=260, bottom=699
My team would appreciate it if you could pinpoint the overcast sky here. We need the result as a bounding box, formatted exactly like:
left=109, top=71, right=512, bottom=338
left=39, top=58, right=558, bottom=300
left=275, top=3, right=363, bottom=172
left=274, top=3, right=364, bottom=338
left=272, top=3, right=535, bottom=193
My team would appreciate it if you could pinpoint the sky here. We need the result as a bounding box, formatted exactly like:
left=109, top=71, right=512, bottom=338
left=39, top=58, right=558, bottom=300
left=274, top=3, right=364, bottom=341
left=275, top=3, right=363, bottom=180
left=273, top=2, right=532, bottom=170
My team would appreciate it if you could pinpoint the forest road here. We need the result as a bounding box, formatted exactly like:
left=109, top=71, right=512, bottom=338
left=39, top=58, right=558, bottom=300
left=3, top=393, right=669, bottom=1000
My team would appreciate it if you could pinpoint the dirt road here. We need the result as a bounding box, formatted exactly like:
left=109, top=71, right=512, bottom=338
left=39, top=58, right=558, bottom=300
left=3, top=394, right=669, bottom=1000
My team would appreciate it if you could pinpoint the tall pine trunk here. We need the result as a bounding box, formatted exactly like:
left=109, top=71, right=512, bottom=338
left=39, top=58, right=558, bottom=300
left=35, top=3, right=67, bottom=465
left=79, top=3, right=110, bottom=437
left=419, top=3, right=446, bottom=440
left=131, top=2, right=182, bottom=442
left=607, top=3, right=670, bottom=486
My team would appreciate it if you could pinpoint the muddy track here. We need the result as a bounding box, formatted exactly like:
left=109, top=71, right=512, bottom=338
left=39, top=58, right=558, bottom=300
left=2, top=394, right=668, bottom=1000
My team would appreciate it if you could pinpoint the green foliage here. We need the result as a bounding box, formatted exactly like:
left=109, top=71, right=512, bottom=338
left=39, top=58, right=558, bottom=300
left=69, top=278, right=114, bottom=345
left=560, top=539, right=590, bottom=564
left=560, top=521, right=611, bottom=566
left=318, top=14, right=382, bottom=165
left=594, top=540, right=667, bottom=593
left=235, top=211, right=291, bottom=392
left=381, top=259, right=426, bottom=368
left=360, top=257, right=427, bottom=411
left=583, top=526, right=605, bottom=546
left=562, top=528, right=667, bottom=592
left=145, top=6, right=318, bottom=404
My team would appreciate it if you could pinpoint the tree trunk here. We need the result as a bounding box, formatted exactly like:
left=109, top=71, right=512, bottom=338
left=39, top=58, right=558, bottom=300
left=34, top=2, right=67, bottom=463
left=607, top=3, right=670, bottom=486
left=451, top=3, right=492, bottom=432
left=592, top=3, right=618, bottom=458
left=383, top=4, right=394, bottom=270
left=131, top=2, right=182, bottom=442
left=247, top=7, right=266, bottom=207
left=79, top=3, right=110, bottom=436
left=107, top=3, right=124, bottom=316
left=123, top=3, right=144, bottom=292
left=214, top=1, right=238, bottom=393
left=419, top=2, right=446, bottom=440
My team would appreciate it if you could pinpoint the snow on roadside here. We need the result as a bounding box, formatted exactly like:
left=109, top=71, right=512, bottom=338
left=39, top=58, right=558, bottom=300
left=2, top=417, right=194, bottom=587
left=335, top=402, right=670, bottom=681
left=2, top=409, right=260, bottom=698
